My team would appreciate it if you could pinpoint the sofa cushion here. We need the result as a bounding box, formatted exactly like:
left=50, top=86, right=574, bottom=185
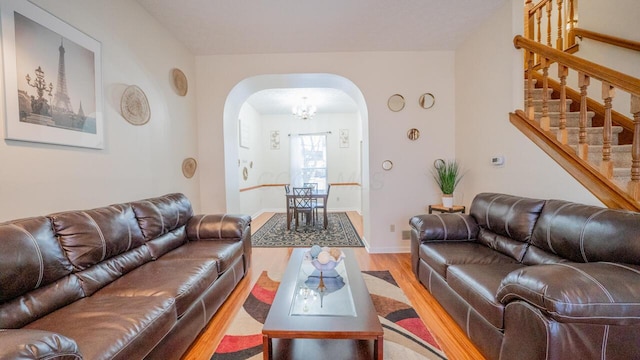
left=497, top=262, right=640, bottom=325
left=477, top=228, right=529, bottom=262
left=0, top=329, right=81, bottom=360
left=25, top=295, right=176, bottom=360
left=447, top=263, right=525, bottom=329
left=420, top=242, right=518, bottom=278
left=130, top=193, right=193, bottom=242
left=50, top=204, right=146, bottom=271
left=0, top=216, right=73, bottom=302
left=530, top=200, right=640, bottom=264
left=160, top=240, right=243, bottom=274
left=145, top=227, right=188, bottom=260
left=97, top=258, right=219, bottom=318
left=470, top=193, right=545, bottom=243
left=0, top=275, right=84, bottom=329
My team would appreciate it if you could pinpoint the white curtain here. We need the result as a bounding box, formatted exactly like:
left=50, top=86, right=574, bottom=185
left=290, top=135, right=304, bottom=187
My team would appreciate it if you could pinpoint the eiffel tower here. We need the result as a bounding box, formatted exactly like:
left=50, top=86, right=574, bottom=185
left=53, top=39, right=73, bottom=113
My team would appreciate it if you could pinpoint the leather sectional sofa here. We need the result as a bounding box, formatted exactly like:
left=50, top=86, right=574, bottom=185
left=0, top=193, right=251, bottom=360
left=410, top=192, right=640, bottom=360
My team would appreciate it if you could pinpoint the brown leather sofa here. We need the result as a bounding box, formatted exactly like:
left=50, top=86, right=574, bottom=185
left=0, top=193, right=251, bottom=360
left=410, top=192, right=640, bottom=360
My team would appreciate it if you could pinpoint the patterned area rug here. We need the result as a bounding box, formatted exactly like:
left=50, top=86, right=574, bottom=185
left=252, top=212, right=364, bottom=247
left=211, top=270, right=447, bottom=360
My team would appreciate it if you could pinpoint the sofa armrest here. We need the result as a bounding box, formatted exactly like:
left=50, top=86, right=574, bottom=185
left=187, top=214, right=252, bottom=270
left=187, top=214, right=251, bottom=241
left=409, top=214, right=479, bottom=275
left=409, top=213, right=479, bottom=242
left=497, top=262, right=640, bottom=325
left=0, top=329, right=81, bottom=360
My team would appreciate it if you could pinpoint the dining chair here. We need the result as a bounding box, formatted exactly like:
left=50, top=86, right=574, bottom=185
left=303, top=182, right=319, bottom=218
left=314, top=183, right=330, bottom=225
left=292, top=187, right=315, bottom=231
left=285, top=184, right=295, bottom=228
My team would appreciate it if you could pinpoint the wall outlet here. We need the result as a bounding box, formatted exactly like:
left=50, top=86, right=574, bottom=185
left=390, top=224, right=395, bottom=232
left=402, top=230, right=411, bottom=240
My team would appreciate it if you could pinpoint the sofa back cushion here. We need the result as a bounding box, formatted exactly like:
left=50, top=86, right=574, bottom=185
left=130, top=193, right=193, bottom=259
left=470, top=193, right=545, bottom=261
left=529, top=199, right=640, bottom=264
left=130, top=193, right=193, bottom=241
left=50, top=204, right=146, bottom=271
left=0, top=217, right=85, bottom=328
left=0, top=216, right=74, bottom=302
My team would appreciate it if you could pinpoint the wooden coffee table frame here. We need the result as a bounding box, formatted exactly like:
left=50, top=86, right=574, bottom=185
left=262, top=248, right=384, bottom=359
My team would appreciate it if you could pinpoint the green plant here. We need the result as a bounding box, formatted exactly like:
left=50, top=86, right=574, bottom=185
left=432, top=160, right=463, bottom=195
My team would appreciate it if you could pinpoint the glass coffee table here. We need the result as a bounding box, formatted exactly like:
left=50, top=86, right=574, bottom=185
left=262, top=248, right=384, bottom=360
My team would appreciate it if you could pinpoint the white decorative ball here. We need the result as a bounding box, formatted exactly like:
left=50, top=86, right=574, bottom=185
left=317, top=251, right=332, bottom=264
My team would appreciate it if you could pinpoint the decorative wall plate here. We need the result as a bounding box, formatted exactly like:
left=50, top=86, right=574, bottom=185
left=407, top=128, right=420, bottom=140
left=121, top=85, right=150, bottom=125
left=387, top=94, right=405, bottom=112
left=172, top=68, right=188, bottom=96
left=382, top=160, right=393, bottom=171
left=419, top=93, right=435, bottom=109
left=182, top=158, right=197, bottom=178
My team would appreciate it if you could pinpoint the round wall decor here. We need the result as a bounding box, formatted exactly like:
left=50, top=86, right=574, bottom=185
left=182, top=158, right=197, bottom=178
left=419, top=93, right=435, bottom=109
left=172, top=68, right=188, bottom=96
left=387, top=94, right=405, bottom=112
left=382, top=160, right=393, bottom=171
left=407, top=128, right=420, bottom=140
left=121, top=85, right=150, bottom=125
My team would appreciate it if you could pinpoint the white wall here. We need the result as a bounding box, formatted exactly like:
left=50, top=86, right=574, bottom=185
left=0, top=0, right=200, bottom=221
left=238, top=110, right=362, bottom=217
left=196, top=52, right=456, bottom=252
left=454, top=0, right=601, bottom=207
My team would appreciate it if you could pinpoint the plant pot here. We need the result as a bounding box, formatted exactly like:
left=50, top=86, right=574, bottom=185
left=442, top=194, right=454, bottom=208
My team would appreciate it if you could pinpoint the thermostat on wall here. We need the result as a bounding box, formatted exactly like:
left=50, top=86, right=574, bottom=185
left=491, top=155, right=505, bottom=166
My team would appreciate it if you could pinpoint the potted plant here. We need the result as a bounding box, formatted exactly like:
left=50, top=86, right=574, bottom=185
left=432, top=159, right=463, bottom=208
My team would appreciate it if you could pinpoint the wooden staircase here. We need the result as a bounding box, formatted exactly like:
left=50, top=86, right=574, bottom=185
left=511, top=0, right=640, bottom=211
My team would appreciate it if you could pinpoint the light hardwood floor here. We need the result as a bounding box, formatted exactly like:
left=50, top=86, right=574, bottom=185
left=181, top=212, right=486, bottom=360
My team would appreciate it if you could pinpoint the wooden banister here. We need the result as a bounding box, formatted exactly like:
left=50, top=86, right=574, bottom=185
left=514, top=35, right=640, bottom=97
left=569, top=28, right=640, bottom=53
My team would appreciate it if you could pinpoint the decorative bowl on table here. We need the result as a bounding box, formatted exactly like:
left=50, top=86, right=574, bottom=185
left=304, top=245, right=345, bottom=272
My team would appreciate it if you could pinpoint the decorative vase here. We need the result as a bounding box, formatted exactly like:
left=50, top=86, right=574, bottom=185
left=442, top=194, right=454, bottom=208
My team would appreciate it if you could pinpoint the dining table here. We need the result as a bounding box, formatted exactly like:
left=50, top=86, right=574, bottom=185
left=286, top=190, right=329, bottom=230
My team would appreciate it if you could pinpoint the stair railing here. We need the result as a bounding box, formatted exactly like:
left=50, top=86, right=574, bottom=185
left=525, top=0, right=577, bottom=53
left=514, top=35, right=640, bottom=201
left=568, top=28, right=640, bottom=53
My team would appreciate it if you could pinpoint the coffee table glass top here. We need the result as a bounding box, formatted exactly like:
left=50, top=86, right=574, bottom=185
left=289, top=255, right=356, bottom=317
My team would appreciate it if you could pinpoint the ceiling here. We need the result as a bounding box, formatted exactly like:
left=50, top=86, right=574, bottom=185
left=135, top=0, right=507, bottom=114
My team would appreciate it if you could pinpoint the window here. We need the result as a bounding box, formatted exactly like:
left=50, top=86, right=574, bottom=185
left=290, top=134, right=327, bottom=191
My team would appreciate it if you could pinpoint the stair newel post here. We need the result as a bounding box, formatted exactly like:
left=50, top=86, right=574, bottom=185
left=600, top=82, right=615, bottom=179
left=526, top=51, right=535, bottom=120
left=557, top=65, right=568, bottom=144
left=556, top=0, right=564, bottom=50
left=628, top=95, right=640, bottom=201
left=540, top=58, right=551, bottom=131
left=577, top=73, right=590, bottom=160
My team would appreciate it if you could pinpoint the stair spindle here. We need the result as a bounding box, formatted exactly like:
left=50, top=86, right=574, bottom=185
left=546, top=1, right=553, bottom=47
left=527, top=52, right=535, bottom=120
left=536, top=8, right=542, bottom=63
left=629, top=95, right=640, bottom=201
left=556, top=0, right=564, bottom=50
left=600, top=82, right=615, bottom=178
left=577, top=73, right=590, bottom=160
left=540, top=58, right=551, bottom=131
left=557, top=65, right=568, bottom=144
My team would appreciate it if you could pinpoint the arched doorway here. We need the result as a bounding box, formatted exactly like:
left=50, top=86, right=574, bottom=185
left=222, top=73, right=371, bottom=247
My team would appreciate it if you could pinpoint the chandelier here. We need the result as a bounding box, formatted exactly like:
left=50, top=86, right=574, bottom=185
left=292, top=97, right=317, bottom=120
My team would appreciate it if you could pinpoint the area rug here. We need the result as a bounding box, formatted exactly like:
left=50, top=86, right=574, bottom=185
left=211, top=270, right=447, bottom=360
left=252, top=212, right=364, bottom=247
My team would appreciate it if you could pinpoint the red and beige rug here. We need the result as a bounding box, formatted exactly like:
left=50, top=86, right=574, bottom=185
left=212, top=270, right=447, bottom=359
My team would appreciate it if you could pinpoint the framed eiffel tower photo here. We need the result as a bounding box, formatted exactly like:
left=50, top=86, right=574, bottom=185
left=0, top=0, right=103, bottom=149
